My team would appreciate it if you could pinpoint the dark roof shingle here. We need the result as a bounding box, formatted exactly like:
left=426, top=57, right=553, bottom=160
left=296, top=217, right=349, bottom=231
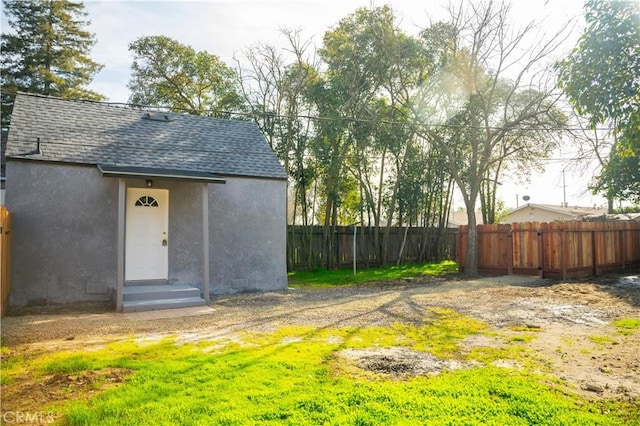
left=6, top=93, right=288, bottom=180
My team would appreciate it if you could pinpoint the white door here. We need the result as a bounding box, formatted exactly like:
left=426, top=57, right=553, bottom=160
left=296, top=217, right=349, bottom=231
left=125, top=188, right=169, bottom=281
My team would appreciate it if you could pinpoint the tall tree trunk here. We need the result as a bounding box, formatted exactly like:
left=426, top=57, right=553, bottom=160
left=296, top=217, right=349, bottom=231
left=465, top=207, right=478, bottom=275
left=373, top=147, right=386, bottom=265
left=382, top=148, right=409, bottom=265
left=321, top=196, right=333, bottom=269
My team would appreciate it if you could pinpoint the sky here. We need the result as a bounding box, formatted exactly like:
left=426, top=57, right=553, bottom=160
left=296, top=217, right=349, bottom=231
left=2, top=0, right=611, bottom=210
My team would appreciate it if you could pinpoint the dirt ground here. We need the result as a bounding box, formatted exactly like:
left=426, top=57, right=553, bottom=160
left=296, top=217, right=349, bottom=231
left=1, top=273, right=639, bottom=417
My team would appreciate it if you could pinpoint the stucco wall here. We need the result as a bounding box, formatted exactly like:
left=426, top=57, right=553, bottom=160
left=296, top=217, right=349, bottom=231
left=208, top=177, right=287, bottom=294
left=6, top=161, right=287, bottom=306
left=6, top=161, right=118, bottom=305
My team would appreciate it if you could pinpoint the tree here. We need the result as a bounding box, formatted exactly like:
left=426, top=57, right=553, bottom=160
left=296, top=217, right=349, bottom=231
left=558, top=0, right=640, bottom=155
left=128, top=35, right=243, bottom=116
left=236, top=30, right=320, bottom=268
left=558, top=0, right=640, bottom=206
left=318, top=5, right=438, bottom=266
left=412, top=1, right=567, bottom=275
left=1, top=0, right=104, bottom=127
left=590, top=144, right=640, bottom=205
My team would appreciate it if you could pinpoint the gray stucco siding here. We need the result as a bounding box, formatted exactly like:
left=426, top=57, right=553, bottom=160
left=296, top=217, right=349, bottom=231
left=208, top=177, right=287, bottom=294
left=5, top=160, right=287, bottom=307
left=6, top=161, right=118, bottom=306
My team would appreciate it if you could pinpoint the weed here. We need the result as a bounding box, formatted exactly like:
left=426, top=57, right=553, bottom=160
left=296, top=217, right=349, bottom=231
left=612, top=318, right=640, bottom=335
left=510, top=335, right=535, bottom=343
left=509, top=325, right=542, bottom=332
left=588, top=335, right=617, bottom=348
left=560, top=336, right=575, bottom=347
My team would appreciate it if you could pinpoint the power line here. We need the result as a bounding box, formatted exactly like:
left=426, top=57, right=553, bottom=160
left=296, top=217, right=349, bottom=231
left=120, top=101, right=620, bottom=132
left=2, top=91, right=618, bottom=132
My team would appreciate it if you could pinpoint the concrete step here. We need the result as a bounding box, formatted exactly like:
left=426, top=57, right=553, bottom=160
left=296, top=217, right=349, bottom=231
left=123, top=296, right=207, bottom=313
left=124, top=280, right=170, bottom=287
left=123, top=284, right=201, bottom=302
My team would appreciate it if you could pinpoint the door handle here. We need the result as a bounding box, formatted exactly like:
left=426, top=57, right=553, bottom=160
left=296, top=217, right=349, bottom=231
left=162, top=232, right=168, bottom=246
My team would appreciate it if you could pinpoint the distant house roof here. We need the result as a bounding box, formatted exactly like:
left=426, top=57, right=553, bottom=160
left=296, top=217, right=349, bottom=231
left=5, top=93, right=287, bottom=180
left=505, top=203, right=608, bottom=222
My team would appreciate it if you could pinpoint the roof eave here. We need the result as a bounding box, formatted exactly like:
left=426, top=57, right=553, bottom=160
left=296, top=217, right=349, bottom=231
left=97, top=164, right=227, bottom=184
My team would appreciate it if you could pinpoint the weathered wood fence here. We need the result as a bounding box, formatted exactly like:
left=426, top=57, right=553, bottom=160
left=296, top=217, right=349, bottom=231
left=458, top=221, right=640, bottom=279
left=0, top=206, right=11, bottom=317
left=288, top=225, right=457, bottom=271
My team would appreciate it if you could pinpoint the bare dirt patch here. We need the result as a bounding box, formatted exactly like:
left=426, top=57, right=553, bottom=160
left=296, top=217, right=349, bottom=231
left=2, top=273, right=639, bottom=412
left=1, top=368, right=133, bottom=424
left=339, top=347, right=480, bottom=378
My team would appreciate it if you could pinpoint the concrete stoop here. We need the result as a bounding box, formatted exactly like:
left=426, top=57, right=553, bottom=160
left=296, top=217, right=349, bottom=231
left=123, top=284, right=206, bottom=312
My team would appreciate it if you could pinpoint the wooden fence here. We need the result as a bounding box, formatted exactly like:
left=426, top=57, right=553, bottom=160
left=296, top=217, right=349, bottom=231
left=458, top=221, right=640, bottom=279
left=288, top=225, right=457, bottom=271
left=0, top=206, right=11, bottom=317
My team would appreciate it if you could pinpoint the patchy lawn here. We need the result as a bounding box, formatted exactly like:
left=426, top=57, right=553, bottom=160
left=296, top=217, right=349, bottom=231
left=1, top=272, right=639, bottom=425
left=287, top=260, right=458, bottom=287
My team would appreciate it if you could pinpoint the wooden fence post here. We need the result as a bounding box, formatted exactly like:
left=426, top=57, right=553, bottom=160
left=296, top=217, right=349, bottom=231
left=507, top=226, right=513, bottom=275
left=457, top=226, right=465, bottom=272
left=0, top=207, right=11, bottom=318
left=537, top=226, right=544, bottom=278
left=591, top=229, right=597, bottom=276
left=560, top=227, right=567, bottom=280
left=619, top=228, right=626, bottom=272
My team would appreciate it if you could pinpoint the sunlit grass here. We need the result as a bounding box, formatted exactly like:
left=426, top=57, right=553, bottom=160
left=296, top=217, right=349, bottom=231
left=588, top=335, right=618, bottom=348
left=288, top=260, right=457, bottom=288
left=612, top=318, right=640, bottom=335
left=2, top=308, right=637, bottom=425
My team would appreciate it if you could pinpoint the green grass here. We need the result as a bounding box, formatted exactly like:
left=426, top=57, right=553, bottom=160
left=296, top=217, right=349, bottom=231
left=612, top=318, right=640, bottom=335
left=3, top=308, right=637, bottom=426
left=288, top=260, right=457, bottom=288
left=588, top=335, right=618, bottom=347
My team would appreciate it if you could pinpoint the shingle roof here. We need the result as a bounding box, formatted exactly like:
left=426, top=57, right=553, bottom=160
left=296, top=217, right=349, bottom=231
left=6, top=93, right=288, bottom=180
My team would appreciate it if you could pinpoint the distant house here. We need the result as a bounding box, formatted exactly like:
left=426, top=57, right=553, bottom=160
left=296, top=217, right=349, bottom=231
left=504, top=203, right=608, bottom=223
left=447, top=210, right=484, bottom=227
left=5, top=93, right=288, bottom=312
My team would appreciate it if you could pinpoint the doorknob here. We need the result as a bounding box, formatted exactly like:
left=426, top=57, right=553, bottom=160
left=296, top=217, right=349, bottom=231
left=162, top=232, right=168, bottom=246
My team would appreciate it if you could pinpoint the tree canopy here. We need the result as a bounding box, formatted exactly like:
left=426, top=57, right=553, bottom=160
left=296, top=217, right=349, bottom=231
left=1, top=0, right=104, bottom=127
left=0, top=0, right=589, bottom=270
left=590, top=145, right=640, bottom=205
left=128, top=35, right=244, bottom=116
left=411, top=1, right=567, bottom=274
left=558, top=0, right=640, bottom=155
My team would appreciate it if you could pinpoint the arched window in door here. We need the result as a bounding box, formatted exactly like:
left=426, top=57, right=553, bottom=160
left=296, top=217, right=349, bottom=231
left=134, top=196, right=159, bottom=207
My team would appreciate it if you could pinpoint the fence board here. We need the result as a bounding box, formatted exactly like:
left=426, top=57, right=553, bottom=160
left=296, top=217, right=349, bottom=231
left=287, top=225, right=457, bottom=271
left=458, top=221, right=640, bottom=279
left=0, top=206, right=10, bottom=317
